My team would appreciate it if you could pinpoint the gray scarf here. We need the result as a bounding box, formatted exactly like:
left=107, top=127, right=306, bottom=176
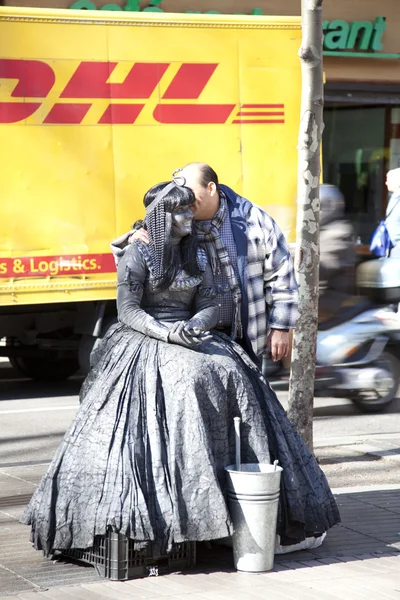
left=195, top=198, right=243, bottom=339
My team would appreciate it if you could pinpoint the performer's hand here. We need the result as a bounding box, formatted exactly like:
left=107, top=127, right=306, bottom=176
left=268, top=329, right=290, bottom=362
left=184, top=323, right=213, bottom=343
left=168, top=321, right=211, bottom=348
left=184, top=318, right=206, bottom=335
left=129, top=228, right=149, bottom=245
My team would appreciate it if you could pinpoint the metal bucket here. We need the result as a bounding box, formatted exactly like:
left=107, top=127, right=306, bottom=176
left=225, top=463, right=283, bottom=573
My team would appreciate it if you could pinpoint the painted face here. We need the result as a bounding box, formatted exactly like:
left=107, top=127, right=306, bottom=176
left=171, top=205, right=194, bottom=239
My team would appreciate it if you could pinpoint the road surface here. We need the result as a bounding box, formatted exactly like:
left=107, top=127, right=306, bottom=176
left=1, top=359, right=400, bottom=492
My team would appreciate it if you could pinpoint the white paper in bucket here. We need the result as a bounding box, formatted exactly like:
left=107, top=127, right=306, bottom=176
left=233, top=417, right=241, bottom=471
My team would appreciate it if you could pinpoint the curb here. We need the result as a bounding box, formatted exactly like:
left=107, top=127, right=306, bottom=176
left=332, top=483, right=400, bottom=494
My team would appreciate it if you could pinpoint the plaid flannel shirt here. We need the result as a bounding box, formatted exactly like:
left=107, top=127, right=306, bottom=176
left=220, top=185, right=298, bottom=359
left=245, top=203, right=298, bottom=357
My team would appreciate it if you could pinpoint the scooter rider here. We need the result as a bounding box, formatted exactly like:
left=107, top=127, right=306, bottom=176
left=278, top=184, right=356, bottom=373
left=318, top=184, right=356, bottom=324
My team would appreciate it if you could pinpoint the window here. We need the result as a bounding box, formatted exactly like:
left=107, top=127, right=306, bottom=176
left=323, top=83, right=400, bottom=243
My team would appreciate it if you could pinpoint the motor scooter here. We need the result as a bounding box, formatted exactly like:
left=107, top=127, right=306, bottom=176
left=267, top=253, right=400, bottom=413
left=266, top=299, right=400, bottom=412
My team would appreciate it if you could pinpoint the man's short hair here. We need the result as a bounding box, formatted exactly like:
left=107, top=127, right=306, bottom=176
left=198, top=164, right=219, bottom=188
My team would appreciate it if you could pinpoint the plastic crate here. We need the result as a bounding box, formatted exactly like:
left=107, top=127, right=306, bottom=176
left=60, top=531, right=196, bottom=580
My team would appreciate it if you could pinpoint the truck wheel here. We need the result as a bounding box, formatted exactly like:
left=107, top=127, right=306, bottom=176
left=351, top=351, right=400, bottom=413
left=78, top=316, right=118, bottom=375
left=9, top=354, right=80, bottom=382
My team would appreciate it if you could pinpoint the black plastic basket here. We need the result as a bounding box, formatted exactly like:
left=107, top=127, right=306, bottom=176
left=60, top=532, right=196, bottom=580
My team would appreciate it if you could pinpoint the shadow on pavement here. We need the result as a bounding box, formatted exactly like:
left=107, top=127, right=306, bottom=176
left=0, top=375, right=84, bottom=402
left=319, top=453, right=382, bottom=465
left=0, top=431, right=72, bottom=445
left=313, top=402, right=360, bottom=417
left=195, top=487, right=400, bottom=572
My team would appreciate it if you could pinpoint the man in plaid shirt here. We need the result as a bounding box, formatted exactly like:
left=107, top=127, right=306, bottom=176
left=112, top=162, right=298, bottom=366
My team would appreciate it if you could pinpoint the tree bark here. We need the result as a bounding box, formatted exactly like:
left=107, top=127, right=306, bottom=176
left=287, top=0, right=324, bottom=452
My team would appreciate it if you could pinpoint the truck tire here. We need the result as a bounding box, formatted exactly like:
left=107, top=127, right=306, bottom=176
left=78, top=316, right=118, bottom=375
left=9, top=354, right=80, bottom=382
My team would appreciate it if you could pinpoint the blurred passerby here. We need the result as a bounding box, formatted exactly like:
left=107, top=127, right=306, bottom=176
left=385, top=168, right=400, bottom=258
left=318, top=184, right=356, bottom=323
left=280, top=184, right=355, bottom=371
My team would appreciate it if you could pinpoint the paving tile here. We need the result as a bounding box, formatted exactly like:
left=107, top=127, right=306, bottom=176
left=55, top=586, right=117, bottom=600
left=123, top=577, right=197, bottom=596
left=0, top=465, right=46, bottom=487
left=198, top=581, right=288, bottom=600
left=42, top=590, right=90, bottom=600
left=34, top=574, right=99, bottom=587
left=253, top=569, right=314, bottom=584
left=104, top=581, right=156, bottom=598
left=198, top=571, right=263, bottom=588
left=194, top=593, right=249, bottom=600
left=271, top=562, right=293, bottom=571
left=246, top=584, right=320, bottom=600
left=343, top=556, right=400, bottom=574
left=275, top=550, right=315, bottom=562
left=273, top=569, right=324, bottom=583
left=357, top=577, right=400, bottom=599
left=180, top=594, right=235, bottom=600
left=252, top=583, right=340, bottom=600
left=14, top=594, right=47, bottom=600
left=0, top=571, right=37, bottom=597
left=107, top=579, right=179, bottom=594
left=151, top=573, right=226, bottom=592
left=295, top=561, right=364, bottom=581
left=192, top=588, right=259, bottom=600
left=118, top=581, right=171, bottom=598
left=161, top=596, right=209, bottom=600
left=270, top=559, right=307, bottom=569
left=362, top=573, right=400, bottom=587
left=335, top=579, right=400, bottom=600
left=0, top=510, right=20, bottom=525
left=296, top=585, right=346, bottom=600
left=0, top=472, right=38, bottom=499
left=5, top=564, right=98, bottom=587
left=306, top=577, right=381, bottom=600
left=80, top=582, right=138, bottom=599
left=372, top=555, right=400, bottom=566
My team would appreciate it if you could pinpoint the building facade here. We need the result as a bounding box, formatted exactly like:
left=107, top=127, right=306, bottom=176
left=3, top=0, right=400, bottom=242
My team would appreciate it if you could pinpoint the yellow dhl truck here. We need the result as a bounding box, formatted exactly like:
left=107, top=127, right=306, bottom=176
left=0, top=7, right=301, bottom=380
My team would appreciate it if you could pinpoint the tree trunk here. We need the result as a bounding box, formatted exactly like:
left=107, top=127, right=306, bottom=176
left=287, top=0, right=324, bottom=452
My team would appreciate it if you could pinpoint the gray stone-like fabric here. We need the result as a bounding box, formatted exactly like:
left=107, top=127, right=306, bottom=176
left=22, top=327, right=340, bottom=556
left=22, top=242, right=340, bottom=556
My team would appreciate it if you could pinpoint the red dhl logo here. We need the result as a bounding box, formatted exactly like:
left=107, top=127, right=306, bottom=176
left=0, top=59, right=285, bottom=125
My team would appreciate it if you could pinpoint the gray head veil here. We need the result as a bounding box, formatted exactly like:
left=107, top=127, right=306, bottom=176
left=143, top=181, right=178, bottom=282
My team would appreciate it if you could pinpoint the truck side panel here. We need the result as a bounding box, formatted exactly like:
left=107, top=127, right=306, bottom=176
left=0, top=9, right=301, bottom=307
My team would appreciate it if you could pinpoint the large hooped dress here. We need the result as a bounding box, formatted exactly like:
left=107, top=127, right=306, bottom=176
left=23, top=242, right=340, bottom=557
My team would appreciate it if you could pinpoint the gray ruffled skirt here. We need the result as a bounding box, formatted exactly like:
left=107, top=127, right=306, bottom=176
left=22, top=324, right=340, bottom=556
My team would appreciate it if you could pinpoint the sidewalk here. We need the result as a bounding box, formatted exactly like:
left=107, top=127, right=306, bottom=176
left=1, top=491, right=400, bottom=598
left=1, top=437, right=400, bottom=598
